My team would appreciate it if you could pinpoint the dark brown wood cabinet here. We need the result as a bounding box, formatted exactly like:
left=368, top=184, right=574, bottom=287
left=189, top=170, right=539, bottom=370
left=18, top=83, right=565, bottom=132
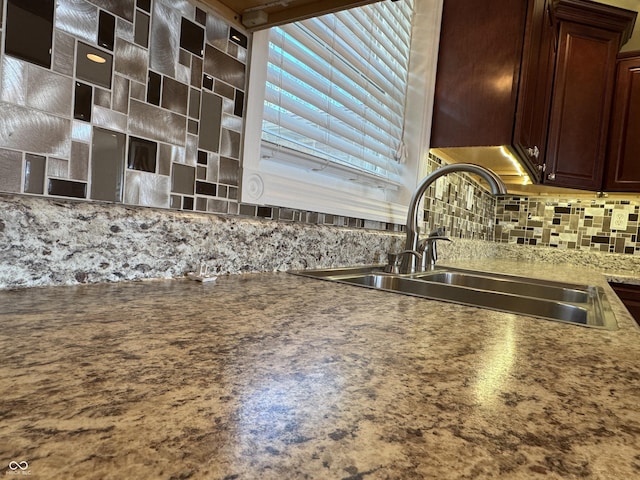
left=430, top=0, right=528, bottom=150
left=604, top=52, right=640, bottom=191
left=430, top=0, right=636, bottom=191
left=513, top=0, right=557, bottom=183
left=609, top=282, right=640, bottom=325
left=544, top=1, right=636, bottom=190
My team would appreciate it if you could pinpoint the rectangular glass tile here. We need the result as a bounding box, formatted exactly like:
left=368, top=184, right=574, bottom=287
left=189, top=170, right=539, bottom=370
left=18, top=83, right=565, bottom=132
left=189, top=88, right=200, bottom=119
left=76, top=42, right=113, bottom=89
left=180, top=18, right=204, bottom=57
left=91, top=127, right=125, bottom=202
left=147, top=71, right=161, bottom=105
left=74, top=82, right=93, bottom=121
left=98, top=10, right=116, bottom=50
left=188, top=120, right=198, bottom=135
left=196, top=8, right=206, bottom=25
left=130, top=81, right=145, bottom=101
left=128, top=136, right=157, bottom=173
left=134, top=10, right=150, bottom=48
left=214, top=80, right=234, bottom=99
left=229, top=28, right=248, bottom=49
left=183, top=196, right=194, bottom=210
left=207, top=199, right=228, bottom=213
left=234, top=90, right=244, bottom=117
left=191, top=56, right=203, bottom=89
left=179, top=48, right=190, bottom=68
left=6, top=0, right=54, bottom=68
left=24, top=154, right=46, bottom=194
left=137, top=0, right=150, bottom=13
left=0, top=148, right=22, bottom=193
left=162, top=77, right=188, bottom=115
left=48, top=178, right=87, bottom=198
left=198, top=92, right=222, bottom=153
left=202, top=73, right=213, bottom=91
left=172, top=164, right=195, bottom=194
left=195, top=181, right=216, bottom=196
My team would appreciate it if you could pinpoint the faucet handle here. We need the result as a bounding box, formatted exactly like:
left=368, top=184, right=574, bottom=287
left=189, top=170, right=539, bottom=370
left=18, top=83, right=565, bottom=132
left=385, top=249, right=422, bottom=273
left=419, top=235, right=452, bottom=268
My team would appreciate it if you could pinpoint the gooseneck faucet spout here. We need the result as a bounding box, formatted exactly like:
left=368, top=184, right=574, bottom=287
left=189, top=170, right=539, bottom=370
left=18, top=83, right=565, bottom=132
left=399, top=163, right=507, bottom=274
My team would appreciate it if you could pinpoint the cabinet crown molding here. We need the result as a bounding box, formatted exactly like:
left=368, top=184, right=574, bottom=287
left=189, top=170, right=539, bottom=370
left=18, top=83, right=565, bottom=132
left=554, top=0, right=637, bottom=47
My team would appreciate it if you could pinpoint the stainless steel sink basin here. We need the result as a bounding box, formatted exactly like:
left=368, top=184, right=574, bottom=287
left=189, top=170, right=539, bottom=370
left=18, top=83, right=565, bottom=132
left=291, top=266, right=617, bottom=330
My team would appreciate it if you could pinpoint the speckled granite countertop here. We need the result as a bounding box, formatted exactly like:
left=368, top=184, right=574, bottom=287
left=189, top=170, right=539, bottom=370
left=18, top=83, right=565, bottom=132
left=1, top=259, right=639, bottom=479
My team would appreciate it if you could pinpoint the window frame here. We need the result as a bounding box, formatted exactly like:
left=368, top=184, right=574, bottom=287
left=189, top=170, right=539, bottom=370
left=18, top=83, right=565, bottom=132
left=241, top=0, right=443, bottom=224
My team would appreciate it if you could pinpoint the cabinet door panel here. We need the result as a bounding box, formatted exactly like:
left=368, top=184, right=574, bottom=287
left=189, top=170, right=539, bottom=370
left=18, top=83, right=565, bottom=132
left=513, top=0, right=556, bottom=182
left=430, top=0, right=527, bottom=148
left=605, top=55, right=640, bottom=191
left=545, top=22, right=619, bottom=190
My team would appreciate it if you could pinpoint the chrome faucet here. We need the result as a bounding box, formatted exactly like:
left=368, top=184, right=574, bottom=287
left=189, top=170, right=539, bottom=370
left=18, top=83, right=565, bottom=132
left=396, top=163, right=507, bottom=274
left=420, top=227, right=451, bottom=268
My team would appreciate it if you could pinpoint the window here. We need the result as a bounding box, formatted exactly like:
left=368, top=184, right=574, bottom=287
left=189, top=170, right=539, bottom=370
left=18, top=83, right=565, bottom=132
left=243, top=1, right=443, bottom=223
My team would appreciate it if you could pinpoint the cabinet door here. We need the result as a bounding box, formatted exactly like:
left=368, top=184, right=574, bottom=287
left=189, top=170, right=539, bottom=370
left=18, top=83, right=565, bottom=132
left=430, top=0, right=527, bottom=149
left=609, top=283, right=640, bottom=325
left=513, top=0, right=556, bottom=182
left=604, top=54, right=640, bottom=191
left=544, top=22, right=620, bottom=190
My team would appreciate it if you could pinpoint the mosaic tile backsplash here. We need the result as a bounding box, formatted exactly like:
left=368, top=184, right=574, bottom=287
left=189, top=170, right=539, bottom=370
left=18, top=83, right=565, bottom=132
left=0, top=0, right=498, bottom=240
left=421, top=153, right=497, bottom=240
left=0, top=0, right=246, bottom=214
left=496, top=197, right=640, bottom=255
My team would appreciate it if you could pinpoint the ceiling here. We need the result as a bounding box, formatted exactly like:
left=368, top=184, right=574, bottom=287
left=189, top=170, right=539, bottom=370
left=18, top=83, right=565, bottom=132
left=201, top=0, right=383, bottom=30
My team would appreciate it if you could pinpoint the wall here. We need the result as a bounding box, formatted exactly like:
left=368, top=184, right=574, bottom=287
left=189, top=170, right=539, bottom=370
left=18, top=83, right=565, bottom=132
left=496, top=196, right=640, bottom=255
left=0, top=0, right=504, bottom=289
left=0, top=0, right=246, bottom=216
left=0, top=153, right=499, bottom=289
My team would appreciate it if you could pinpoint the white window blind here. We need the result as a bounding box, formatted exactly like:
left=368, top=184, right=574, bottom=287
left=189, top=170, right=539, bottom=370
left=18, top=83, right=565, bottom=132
left=262, top=0, right=415, bottom=185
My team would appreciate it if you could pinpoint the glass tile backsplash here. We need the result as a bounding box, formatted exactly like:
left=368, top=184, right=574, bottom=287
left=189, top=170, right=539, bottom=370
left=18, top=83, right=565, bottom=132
left=496, top=197, right=640, bottom=255
left=0, top=0, right=245, bottom=211
left=3, top=0, right=605, bottom=248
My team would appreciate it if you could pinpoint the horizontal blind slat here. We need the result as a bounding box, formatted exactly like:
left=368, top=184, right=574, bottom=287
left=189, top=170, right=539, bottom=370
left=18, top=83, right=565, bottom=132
left=262, top=0, right=414, bottom=180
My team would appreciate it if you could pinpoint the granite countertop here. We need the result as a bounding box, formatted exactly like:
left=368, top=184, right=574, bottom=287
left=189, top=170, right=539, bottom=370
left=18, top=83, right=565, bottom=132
left=1, top=259, right=639, bottom=479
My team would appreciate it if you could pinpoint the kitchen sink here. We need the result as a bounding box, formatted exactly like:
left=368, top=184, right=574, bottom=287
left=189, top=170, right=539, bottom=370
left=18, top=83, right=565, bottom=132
left=291, top=266, right=617, bottom=330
